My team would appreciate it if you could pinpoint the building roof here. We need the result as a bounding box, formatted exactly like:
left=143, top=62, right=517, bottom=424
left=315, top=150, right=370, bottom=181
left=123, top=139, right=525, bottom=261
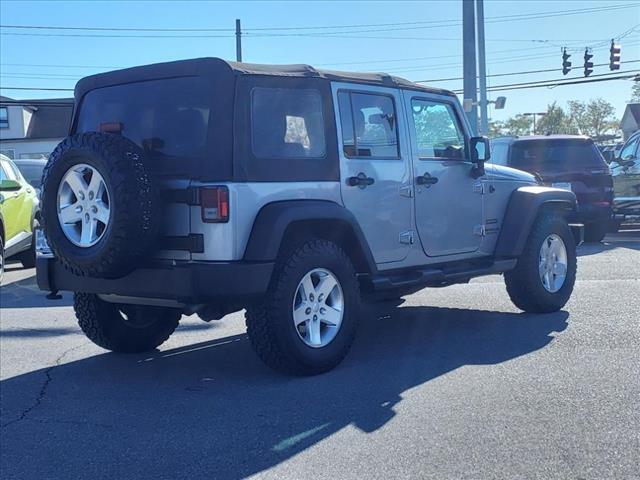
left=621, top=103, right=640, bottom=130
left=0, top=96, right=73, bottom=140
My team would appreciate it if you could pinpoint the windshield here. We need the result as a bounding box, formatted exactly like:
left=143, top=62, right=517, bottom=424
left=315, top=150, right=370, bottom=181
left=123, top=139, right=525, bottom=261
left=75, top=77, right=211, bottom=161
left=510, top=139, right=605, bottom=171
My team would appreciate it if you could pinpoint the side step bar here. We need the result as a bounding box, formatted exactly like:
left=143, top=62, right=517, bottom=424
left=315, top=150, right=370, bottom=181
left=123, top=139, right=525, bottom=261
left=366, top=259, right=517, bottom=292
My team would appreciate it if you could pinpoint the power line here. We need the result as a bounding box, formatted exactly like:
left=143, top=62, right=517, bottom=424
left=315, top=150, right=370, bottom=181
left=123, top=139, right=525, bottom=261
left=1, top=3, right=636, bottom=34
left=415, top=59, right=640, bottom=83
left=452, top=72, right=639, bottom=93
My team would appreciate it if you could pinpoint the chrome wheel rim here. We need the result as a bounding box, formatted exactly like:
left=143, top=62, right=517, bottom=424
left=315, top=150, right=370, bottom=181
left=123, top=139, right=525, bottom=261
left=539, top=234, right=568, bottom=293
left=292, top=268, right=344, bottom=348
left=57, top=164, right=111, bottom=247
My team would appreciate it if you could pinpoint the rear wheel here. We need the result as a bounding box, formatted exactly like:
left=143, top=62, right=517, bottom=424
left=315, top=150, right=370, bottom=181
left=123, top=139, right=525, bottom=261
left=584, top=221, right=608, bottom=243
left=74, top=293, right=180, bottom=353
left=17, top=219, right=38, bottom=268
left=245, top=239, right=360, bottom=375
left=505, top=214, right=577, bottom=313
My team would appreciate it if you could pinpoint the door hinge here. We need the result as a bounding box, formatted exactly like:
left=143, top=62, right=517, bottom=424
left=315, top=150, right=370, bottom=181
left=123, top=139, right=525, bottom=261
left=473, top=183, right=485, bottom=194
left=399, top=185, right=413, bottom=198
left=399, top=230, right=415, bottom=245
left=473, top=224, right=486, bottom=237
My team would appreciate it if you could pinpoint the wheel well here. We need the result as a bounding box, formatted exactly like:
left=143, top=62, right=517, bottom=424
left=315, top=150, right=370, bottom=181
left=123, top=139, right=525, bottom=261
left=278, top=219, right=372, bottom=274
left=0, top=217, right=4, bottom=243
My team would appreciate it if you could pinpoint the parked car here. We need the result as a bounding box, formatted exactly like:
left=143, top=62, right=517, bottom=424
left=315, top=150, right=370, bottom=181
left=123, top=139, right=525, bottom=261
left=13, top=158, right=47, bottom=196
left=0, top=154, right=40, bottom=280
left=37, top=58, right=580, bottom=374
left=491, top=135, right=613, bottom=242
left=610, top=130, right=640, bottom=228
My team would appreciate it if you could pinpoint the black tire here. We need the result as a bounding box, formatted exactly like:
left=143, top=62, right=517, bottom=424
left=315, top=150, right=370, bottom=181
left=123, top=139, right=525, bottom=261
left=74, top=293, right=180, bottom=353
left=584, top=222, right=608, bottom=243
left=41, top=132, right=159, bottom=278
left=17, top=219, right=38, bottom=269
left=245, top=239, right=360, bottom=376
left=504, top=213, right=577, bottom=313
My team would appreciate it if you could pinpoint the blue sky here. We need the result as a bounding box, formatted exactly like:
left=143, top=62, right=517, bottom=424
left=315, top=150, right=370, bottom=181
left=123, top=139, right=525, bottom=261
left=1, top=0, right=638, bottom=122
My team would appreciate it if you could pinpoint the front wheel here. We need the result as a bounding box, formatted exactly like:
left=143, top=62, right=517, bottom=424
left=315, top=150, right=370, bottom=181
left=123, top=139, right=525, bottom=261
left=505, top=214, right=577, bottom=313
left=74, top=293, right=181, bottom=353
left=245, top=239, right=360, bottom=375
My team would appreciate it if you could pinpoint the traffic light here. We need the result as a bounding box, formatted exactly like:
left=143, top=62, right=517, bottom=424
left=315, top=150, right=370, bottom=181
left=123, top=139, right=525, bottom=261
left=610, top=40, right=621, bottom=70
left=562, top=48, right=572, bottom=75
left=584, top=48, right=594, bottom=77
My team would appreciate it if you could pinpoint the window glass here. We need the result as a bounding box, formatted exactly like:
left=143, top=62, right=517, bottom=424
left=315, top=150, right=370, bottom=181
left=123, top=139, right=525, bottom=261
left=251, top=88, right=326, bottom=159
left=411, top=99, right=465, bottom=160
left=76, top=77, right=211, bottom=160
left=339, top=92, right=399, bottom=158
left=510, top=139, right=606, bottom=171
left=0, top=164, right=7, bottom=182
left=619, top=136, right=639, bottom=161
left=0, top=107, right=8, bottom=128
left=15, top=163, right=45, bottom=187
left=490, top=142, right=509, bottom=165
left=3, top=160, right=19, bottom=181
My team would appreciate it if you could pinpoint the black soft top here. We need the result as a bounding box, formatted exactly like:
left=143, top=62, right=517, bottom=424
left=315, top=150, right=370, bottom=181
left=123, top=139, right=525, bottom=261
left=75, top=57, right=455, bottom=100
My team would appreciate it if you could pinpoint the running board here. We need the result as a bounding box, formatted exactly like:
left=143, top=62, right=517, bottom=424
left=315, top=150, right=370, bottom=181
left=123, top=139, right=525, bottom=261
left=367, top=259, right=517, bottom=292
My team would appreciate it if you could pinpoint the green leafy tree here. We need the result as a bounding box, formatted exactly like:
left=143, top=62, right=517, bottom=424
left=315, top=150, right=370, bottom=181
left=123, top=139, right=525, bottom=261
left=535, top=102, right=568, bottom=135
left=502, top=115, right=533, bottom=136
left=583, top=98, right=617, bottom=140
left=488, top=120, right=505, bottom=138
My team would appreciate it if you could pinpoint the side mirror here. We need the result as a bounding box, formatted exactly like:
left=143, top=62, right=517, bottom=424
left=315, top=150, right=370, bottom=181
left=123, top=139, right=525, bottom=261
left=0, top=179, right=21, bottom=191
left=470, top=136, right=491, bottom=164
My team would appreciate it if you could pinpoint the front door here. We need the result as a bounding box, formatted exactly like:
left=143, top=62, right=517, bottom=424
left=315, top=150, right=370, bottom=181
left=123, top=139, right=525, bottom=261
left=404, top=93, right=483, bottom=257
left=333, top=83, right=413, bottom=265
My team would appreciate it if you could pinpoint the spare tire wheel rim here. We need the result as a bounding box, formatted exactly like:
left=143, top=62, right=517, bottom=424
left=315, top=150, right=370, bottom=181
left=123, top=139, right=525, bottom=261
left=292, top=268, right=344, bottom=348
left=538, top=233, right=568, bottom=293
left=57, top=163, right=111, bottom=247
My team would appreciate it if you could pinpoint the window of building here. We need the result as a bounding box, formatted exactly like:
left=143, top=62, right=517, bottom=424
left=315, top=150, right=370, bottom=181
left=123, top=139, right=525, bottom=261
left=0, top=149, right=15, bottom=160
left=410, top=99, right=465, bottom=160
left=0, top=107, right=8, bottom=128
left=338, top=91, right=399, bottom=158
left=251, top=87, right=326, bottom=159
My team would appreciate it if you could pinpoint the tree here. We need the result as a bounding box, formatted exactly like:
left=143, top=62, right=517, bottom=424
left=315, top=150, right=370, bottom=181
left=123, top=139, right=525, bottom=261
left=502, top=115, right=533, bottom=136
left=583, top=98, right=617, bottom=140
left=535, top=102, right=569, bottom=135
left=488, top=120, right=505, bottom=138
left=630, top=81, right=640, bottom=103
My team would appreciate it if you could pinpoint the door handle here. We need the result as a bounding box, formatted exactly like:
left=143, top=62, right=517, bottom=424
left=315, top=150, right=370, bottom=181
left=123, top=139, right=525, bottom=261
left=346, top=172, right=375, bottom=188
left=415, top=173, right=439, bottom=186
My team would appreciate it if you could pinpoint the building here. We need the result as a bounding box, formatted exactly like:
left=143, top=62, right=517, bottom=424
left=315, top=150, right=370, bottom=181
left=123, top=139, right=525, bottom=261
left=620, top=103, right=640, bottom=141
left=0, top=96, right=73, bottom=160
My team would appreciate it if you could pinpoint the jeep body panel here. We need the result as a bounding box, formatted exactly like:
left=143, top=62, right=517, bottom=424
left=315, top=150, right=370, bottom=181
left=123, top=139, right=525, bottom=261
left=494, top=185, right=577, bottom=257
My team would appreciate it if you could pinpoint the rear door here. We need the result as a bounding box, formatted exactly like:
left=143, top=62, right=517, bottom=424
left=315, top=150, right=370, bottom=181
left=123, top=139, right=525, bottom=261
left=403, top=92, right=483, bottom=257
left=333, top=83, right=413, bottom=265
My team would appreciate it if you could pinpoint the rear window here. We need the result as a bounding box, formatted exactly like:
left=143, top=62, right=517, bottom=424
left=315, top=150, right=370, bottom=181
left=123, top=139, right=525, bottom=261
left=509, top=139, right=605, bottom=170
left=15, top=163, right=45, bottom=187
left=75, top=77, right=211, bottom=160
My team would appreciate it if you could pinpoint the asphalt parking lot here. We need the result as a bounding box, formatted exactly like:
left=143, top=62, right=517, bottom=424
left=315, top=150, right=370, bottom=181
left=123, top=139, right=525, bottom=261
left=1, top=231, right=639, bottom=480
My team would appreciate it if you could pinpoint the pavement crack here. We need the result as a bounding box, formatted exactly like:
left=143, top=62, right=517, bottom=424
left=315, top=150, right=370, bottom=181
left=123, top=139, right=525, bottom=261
left=1, top=342, right=86, bottom=429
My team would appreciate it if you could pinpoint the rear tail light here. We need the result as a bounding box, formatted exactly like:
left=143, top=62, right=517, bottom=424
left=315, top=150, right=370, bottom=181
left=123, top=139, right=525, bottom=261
left=200, top=186, right=229, bottom=223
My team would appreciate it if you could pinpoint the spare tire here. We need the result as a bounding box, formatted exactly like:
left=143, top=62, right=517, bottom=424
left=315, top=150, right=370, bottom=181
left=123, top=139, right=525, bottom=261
left=41, top=132, right=159, bottom=278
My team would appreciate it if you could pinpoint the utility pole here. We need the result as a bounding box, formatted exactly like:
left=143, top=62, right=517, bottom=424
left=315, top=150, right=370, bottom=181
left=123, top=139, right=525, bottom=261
left=235, top=19, right=242, bottom=62
left=462, top=0, right=478, bottom=134
left=476, top=0, right=488, bottom=136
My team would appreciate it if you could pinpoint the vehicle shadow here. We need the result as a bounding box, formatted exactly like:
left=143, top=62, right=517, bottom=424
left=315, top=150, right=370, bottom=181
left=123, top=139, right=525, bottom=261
left=577, top=231, right=640, bottom=257
left=0, top=304, right=569, bottom=479
left=0, top=275, right=73, bottom=309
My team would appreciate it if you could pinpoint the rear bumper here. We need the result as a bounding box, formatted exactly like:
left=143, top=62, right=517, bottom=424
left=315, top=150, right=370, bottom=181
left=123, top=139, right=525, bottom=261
left=569, top=203, right=613, bottom=225
left=36, top=257, right=274, bottom=305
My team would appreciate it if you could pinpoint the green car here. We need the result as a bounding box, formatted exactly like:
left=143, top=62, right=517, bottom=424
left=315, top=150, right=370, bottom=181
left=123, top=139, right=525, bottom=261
left=0, top=154, right=40, bottom=281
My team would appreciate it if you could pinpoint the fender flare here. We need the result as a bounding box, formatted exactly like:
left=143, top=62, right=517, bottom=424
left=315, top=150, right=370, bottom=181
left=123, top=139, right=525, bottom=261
left=494, top=186, right=577, bottom=257
left=243, top=200, right=377, bottom=274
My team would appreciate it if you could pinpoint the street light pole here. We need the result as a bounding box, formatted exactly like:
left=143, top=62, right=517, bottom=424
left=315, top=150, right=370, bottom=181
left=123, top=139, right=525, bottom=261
left=462, top=0, right=478, bottom=134
left=476, top=0, right=488, bottom=136
left=235, top=19, right=242, bottom=62
left=523, top=112, right=547, bottom=134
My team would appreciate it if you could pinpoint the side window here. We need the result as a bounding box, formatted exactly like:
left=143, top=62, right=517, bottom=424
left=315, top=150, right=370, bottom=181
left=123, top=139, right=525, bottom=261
left=3, top=161, right=19, bottom=181
left=0, top=163, right=7, bottom=182
left=338, top=91, right=399, bottom=158
left=410, top=99, right=465, bottom=160
left=251, top=87, right=326, bottom=159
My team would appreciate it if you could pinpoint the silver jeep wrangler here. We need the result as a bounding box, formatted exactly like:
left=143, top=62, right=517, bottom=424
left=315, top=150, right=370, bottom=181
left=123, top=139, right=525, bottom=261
left=37, top=58, right=581, bottom=375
